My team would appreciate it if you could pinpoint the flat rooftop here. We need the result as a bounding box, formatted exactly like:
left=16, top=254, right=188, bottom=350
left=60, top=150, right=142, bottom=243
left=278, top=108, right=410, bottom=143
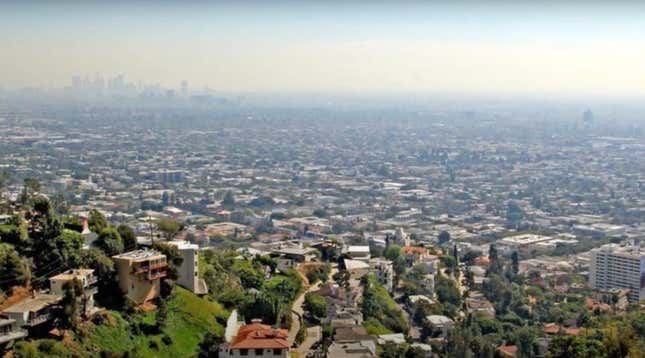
left=593, top=243, right=645, bottom=256
left=3, top=294, right=61, bottom=313
left=500, top=234, right=552, bottom=245
left=272, top=247, right=316, bottom=256
left=112, top=249, right=165, bottom=261
left=50, top=269, right=94, bottom=281
left=347, top=246, right=370, bottom=253
left=167, top=240, right=199, bottom=250
left=426, top=315, right=454, bottom=325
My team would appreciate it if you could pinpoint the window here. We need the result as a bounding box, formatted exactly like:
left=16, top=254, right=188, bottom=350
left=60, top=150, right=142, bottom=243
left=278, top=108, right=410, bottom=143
left=255, top=348, right=264, bottom=355
left=273, top=348, right=282, bottom=355
left=240, top=349, right=248, bottom=356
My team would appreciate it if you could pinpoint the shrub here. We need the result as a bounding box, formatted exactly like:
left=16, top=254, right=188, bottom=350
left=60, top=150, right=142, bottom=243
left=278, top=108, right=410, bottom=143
left=161, top=335, right=173, bottom=345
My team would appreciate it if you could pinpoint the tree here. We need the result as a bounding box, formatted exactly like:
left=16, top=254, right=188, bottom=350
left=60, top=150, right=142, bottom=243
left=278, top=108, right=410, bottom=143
left=94, top=227, right=124, bottom=255
left=393, top=256, right=407, bottom=277
left=0, top=170, right=9, bottom=191
left=443, top=255, right=458, bottom=274
left=488, top=244, right=502, bottom=275
left=88, top=209, right=108, bottom=233
left=157, top=218, right=181, bottom=241
left=50, top=192, right=68, bottom=215
left=547, top=333, right=606, bottom=358
left=464, top=268, right=475, bottom=288
left=60, top=278, right=83, bottom=330
left=55, top=229, right=85, bottom=268
left=222, top=190, right=235, bottom=207
left=117, top=224, right=137, bottom=251
left=0, top=170, right=10, bottom=207
left=29, top=196, right=63, bottom=242
left=506, top=201, right=525, bottom=228
left=384, top=245, right=403, bottom=261
left=20, top=178, right=41, bottom=204
left=438, top=230, right=451, bottom=244
left=463, top=250, right=483, bottom=265
left=482, top=274, right=512, bottom=314
left=27, top=197, right=74, bottom=281
left=435, top=272, right=461, bottom=307
left=81, top=248, right=114, bottom=283
left=511, top=251, right=520, bottom=275
left=152, top=242, right=184, bottom=281
left=0, top=243, right=31, bottom=291
left=603, top=322, right=636, bottom=358
left=304, top=292, right=327, bottom=319
left=161, top=191, right=170, bottom=206
left=515, top=326, right=536, bottom=358
left=0, top=214, right=28, bottom=245
left=198, top=332, right=223, bottom=358
left=313, top=208, right=327, bottom=218
left=306, top=264, right=331, bottom=284
left=231, top=259, right=263, bottom=289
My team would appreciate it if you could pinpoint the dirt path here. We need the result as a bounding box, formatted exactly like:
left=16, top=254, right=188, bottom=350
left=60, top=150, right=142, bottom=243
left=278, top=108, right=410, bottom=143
left=295, top=326, right=322, bottom=356
left=287, top=279, right=322, bottom=345
left=287, top=264, right=337, bottom=347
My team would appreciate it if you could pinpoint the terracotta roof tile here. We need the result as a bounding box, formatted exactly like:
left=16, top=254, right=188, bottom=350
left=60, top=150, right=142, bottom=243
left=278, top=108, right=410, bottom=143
left=229, top=323, right=289, bottom=350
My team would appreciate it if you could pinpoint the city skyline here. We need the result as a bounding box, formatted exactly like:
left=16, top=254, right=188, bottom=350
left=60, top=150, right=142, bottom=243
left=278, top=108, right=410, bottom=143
left=2, top=1, right=645, bottom=96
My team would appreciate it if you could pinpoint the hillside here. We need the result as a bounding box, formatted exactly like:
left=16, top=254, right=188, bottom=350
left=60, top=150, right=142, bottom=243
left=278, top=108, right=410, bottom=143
left=14, top=287, right=228, bottom=358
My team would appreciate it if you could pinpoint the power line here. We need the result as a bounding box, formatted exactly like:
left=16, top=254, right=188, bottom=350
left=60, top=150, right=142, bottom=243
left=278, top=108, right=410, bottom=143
left=0, top=242, right=139, bottom=287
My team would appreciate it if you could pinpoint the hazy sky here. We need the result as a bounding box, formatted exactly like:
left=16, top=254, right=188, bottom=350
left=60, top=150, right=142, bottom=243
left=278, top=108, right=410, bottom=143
left=2, top=1, right=645, bottom=96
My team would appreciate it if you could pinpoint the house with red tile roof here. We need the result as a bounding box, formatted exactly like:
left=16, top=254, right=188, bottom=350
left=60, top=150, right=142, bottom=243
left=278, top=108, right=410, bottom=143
left=220, top=319, right=290, bottom=357
left=497, top=344, right=518, bottom=357
left=543, top=323, right=581, bottom=336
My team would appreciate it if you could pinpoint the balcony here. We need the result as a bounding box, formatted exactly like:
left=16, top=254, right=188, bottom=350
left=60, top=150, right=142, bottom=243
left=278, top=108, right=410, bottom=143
left=133, top=262, right=168, bottom=274
left=148, top=271, right=167, bottom=281
left=26, top=313, right=52, bottom=326
left=0, top=330, right=27, bottom=344
left=86, top=276, right=98, bottom=286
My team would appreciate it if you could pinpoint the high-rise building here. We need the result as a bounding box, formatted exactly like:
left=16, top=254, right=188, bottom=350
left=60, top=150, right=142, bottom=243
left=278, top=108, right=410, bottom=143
left=589, top=243, right=645, bottom=303
left=181, top=80, right=188, bottom=97
left=71, top=75, right=82, bottom=89
left=583, top=109, right=594, bottom=124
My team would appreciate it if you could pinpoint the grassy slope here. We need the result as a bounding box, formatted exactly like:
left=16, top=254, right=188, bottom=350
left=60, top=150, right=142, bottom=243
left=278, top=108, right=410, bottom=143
left=83, top=286, right=228, bottom=357
left=363, top=276, right=409, bottom=333
left=363, top=318, right=393, bottom=335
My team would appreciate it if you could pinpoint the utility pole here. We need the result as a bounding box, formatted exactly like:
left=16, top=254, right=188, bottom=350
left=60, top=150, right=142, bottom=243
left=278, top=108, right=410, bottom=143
left=148, top=215, right=154, bottom=245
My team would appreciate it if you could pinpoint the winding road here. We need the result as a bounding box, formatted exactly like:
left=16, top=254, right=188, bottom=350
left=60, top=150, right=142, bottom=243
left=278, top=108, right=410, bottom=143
left=287, top=264, right=338, bottom=354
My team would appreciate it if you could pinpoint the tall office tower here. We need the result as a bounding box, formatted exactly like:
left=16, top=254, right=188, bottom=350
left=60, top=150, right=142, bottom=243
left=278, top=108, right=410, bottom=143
left=72, top=75, right=82, bottom=89
left=181, top=80, right=188, bottom=97
left=589, top=243, right=645, bottom=303
left=583, top=109, right=594, bottom=124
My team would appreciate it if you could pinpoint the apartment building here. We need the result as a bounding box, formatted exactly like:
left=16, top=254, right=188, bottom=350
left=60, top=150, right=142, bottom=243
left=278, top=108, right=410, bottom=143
left=167, top=241, right=208, bottom=294
left=1, top=294, right=62, bottom=342
left=112, top=249, right=168, bottom=304
left=589, top=244, right=645, bottom=303
left=49, top=269, right=98, bottom=316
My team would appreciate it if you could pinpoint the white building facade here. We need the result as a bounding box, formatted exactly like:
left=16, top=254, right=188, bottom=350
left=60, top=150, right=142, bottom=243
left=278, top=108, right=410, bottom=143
left=589, top=244, right=645, bottom=303
left=167, top=241, right=208, bottom=295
